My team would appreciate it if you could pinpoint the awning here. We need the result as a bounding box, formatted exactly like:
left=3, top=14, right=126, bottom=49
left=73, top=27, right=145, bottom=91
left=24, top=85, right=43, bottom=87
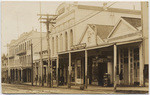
left=116, top=38, right=142, bottom=46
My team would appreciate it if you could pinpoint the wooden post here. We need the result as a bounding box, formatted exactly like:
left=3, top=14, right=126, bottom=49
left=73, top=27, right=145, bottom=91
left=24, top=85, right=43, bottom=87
left=51, top=59, right=53, bottom=87
left=31, top=43, right=33, bottom=86
left=68, top=52, right=71, bottom=88
left=56, top=55, right=59, bottom=87
left=14, top=69, right=16, bottom=82
left=21, top=68, right=23, bottom=83
left=113, top=45, right=117, bottom=91
left=85, top=50, right=88, bottom=88
left=27, top=69, right=28, bottom=82
left=18, top=69, right=20, bottom=82
left=128, top=48, right=131, bottom=85
left=139, top=43, right=144, bottom=86
left=118, top=49, right=121, bottom=85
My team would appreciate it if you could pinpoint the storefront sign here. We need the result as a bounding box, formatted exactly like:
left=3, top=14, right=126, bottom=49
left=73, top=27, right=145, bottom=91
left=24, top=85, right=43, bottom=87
left=93, top=58, right=112, bottom=63
left=70, top=43, right=86, bottom=50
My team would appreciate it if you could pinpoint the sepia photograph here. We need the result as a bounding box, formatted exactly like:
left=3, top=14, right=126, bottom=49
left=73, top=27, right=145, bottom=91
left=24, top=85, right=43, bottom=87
left=1, top=0, right=149, bottom=94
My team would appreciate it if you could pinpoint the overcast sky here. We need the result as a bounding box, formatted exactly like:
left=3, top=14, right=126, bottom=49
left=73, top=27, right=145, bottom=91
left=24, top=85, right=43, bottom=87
left=1, top=1, right=141, bottom=54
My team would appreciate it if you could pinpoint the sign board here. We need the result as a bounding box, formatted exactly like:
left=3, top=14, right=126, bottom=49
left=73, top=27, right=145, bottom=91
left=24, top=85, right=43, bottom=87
left=70, top=43, right=86, bottom=50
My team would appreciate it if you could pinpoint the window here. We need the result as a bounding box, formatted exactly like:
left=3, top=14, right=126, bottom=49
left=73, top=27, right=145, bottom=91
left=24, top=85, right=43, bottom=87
left=23, top=43, right=24, bottom=50
left=60, top=34, right=63, bottom=51
left=65, top=32, right=68, bottom=50
left=56, top=36, right=58, bottom=53
left=25, top=42, right=26, bottom=50
left=52, top=37, right=54, bottom=55
left=70, top=29, right=73, bottom=47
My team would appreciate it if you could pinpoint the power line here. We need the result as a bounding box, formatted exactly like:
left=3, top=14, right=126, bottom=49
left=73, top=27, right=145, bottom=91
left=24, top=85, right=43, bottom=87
left=55, top=2, right=117, bottom=33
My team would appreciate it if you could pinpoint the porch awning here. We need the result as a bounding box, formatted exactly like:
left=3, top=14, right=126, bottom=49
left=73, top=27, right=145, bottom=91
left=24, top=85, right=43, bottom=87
left=116, top=38, right=142, bottom=46
left=58, top=43, right=113, bottom=55
left=58, top=38, right=142, bottom=55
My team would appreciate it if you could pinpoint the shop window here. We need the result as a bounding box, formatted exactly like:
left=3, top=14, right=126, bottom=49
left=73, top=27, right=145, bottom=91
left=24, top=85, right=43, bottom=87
left=77, top=60, right=81, bottom=79
left=71, top=62, right=75, bottom=82
left=134, top=48, right=139, bottom=82
left=144, top=64, right=149, bottom=82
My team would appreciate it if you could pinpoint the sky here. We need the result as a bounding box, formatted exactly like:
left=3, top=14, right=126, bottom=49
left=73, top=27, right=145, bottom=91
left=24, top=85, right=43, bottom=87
left=1, top=1, right=141, bottom=54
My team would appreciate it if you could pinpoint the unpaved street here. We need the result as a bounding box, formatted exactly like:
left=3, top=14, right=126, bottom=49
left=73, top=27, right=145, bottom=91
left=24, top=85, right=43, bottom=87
left=2, top=83, right=149, bottom=94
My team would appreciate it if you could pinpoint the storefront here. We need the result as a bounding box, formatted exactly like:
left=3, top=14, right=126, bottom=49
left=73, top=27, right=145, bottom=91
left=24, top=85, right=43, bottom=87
left=56, top=17, right=147, bottom=88
left=116, top=42, right=142, bottom=86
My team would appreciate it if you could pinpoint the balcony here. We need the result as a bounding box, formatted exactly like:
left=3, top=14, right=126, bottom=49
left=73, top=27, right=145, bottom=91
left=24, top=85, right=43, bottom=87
left=16, top=50, right=26, bottom=55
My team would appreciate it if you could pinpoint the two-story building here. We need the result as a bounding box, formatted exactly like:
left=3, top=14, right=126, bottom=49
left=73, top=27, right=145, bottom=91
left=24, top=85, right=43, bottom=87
left=40, top=2, right=144, bottom=88
left=7, top=29, right=46, bottom=83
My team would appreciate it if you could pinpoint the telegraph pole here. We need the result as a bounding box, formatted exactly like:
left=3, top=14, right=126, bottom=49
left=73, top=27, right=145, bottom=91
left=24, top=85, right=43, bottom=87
left=38, top=13, right=57, bottom=87
left=39, top=2, right=44, bottom=86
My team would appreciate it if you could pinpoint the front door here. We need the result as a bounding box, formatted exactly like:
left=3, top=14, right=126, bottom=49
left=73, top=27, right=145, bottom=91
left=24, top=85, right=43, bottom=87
left=44, top=67, right=46, bottom=83
left=120, top=49, right=129, bottom=85
left=76, top=60, right=82, bottom=84
left=134, top=48, right=140, bottom=84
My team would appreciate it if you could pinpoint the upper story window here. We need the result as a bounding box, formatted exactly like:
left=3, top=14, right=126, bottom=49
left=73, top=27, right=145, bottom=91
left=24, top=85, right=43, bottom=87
left=70, top=29, right=73, bottom=47
left=65, top=32, right=68, bottom=51
left=52, top=37, right=54, bottom=55
left=25, top=42, right=26, bottom=50
left=60, top=33, right=63, bottom=51
left=56, top=36, right=58, bottom=53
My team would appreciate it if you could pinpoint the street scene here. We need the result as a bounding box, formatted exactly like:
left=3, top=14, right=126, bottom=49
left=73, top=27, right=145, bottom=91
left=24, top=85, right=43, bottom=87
left=1, top=1, right=149, bottom=94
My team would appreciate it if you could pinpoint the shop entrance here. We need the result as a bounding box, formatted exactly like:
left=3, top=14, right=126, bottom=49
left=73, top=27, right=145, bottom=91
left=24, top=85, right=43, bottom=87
left=91, top=60, right=107, bottom=86
left=120, top=49, right=129, bottom=85
left=88, top=46, right=113, bottom=86
left=118, top=44, right=140, bottom=86
left=59, top=58, right=68, bottom=85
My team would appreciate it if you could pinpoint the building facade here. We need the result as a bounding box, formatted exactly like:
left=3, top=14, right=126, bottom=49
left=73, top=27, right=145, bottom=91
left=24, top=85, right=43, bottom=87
left=34, top=2, right=148, bottom=88
left=7, top=29, right=46, bottom=83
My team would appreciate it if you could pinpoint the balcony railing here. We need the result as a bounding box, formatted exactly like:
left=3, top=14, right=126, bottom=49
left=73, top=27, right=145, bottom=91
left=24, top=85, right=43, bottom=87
left=16, top=50, right=26, bottom=55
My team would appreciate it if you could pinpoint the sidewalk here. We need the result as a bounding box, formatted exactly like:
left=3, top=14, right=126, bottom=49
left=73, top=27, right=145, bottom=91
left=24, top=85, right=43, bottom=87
left=21, top=82, right=149, bottom=94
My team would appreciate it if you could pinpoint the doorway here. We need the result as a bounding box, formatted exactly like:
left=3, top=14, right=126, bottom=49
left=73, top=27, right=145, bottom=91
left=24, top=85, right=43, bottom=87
left=59, top=58, right=68, bottom=85
left=91, top=60, right=107, bottom=86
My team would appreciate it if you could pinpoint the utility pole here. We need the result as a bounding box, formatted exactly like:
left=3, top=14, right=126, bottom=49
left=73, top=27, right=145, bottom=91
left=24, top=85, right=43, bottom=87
left=39, top=2, right=44, bottom=86
left=38, top=13, right=57, bottom=87
left=31, top=43, right=33, bottom=86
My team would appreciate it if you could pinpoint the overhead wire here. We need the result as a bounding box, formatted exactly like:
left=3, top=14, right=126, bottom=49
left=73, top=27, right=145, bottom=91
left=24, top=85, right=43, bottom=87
left=54, top=2, right=117, bottom=33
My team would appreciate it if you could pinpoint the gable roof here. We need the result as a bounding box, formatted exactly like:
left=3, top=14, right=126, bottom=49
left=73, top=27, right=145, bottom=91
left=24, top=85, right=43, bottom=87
left=122, top=17, right=141, bottom=29
left=107, top=17, right=141, bottom=38
left=89, top=24, right=114, bottom=39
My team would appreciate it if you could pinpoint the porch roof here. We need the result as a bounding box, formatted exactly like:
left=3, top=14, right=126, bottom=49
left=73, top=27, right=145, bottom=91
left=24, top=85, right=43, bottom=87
left=58, top=38, right=142, bottom=55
